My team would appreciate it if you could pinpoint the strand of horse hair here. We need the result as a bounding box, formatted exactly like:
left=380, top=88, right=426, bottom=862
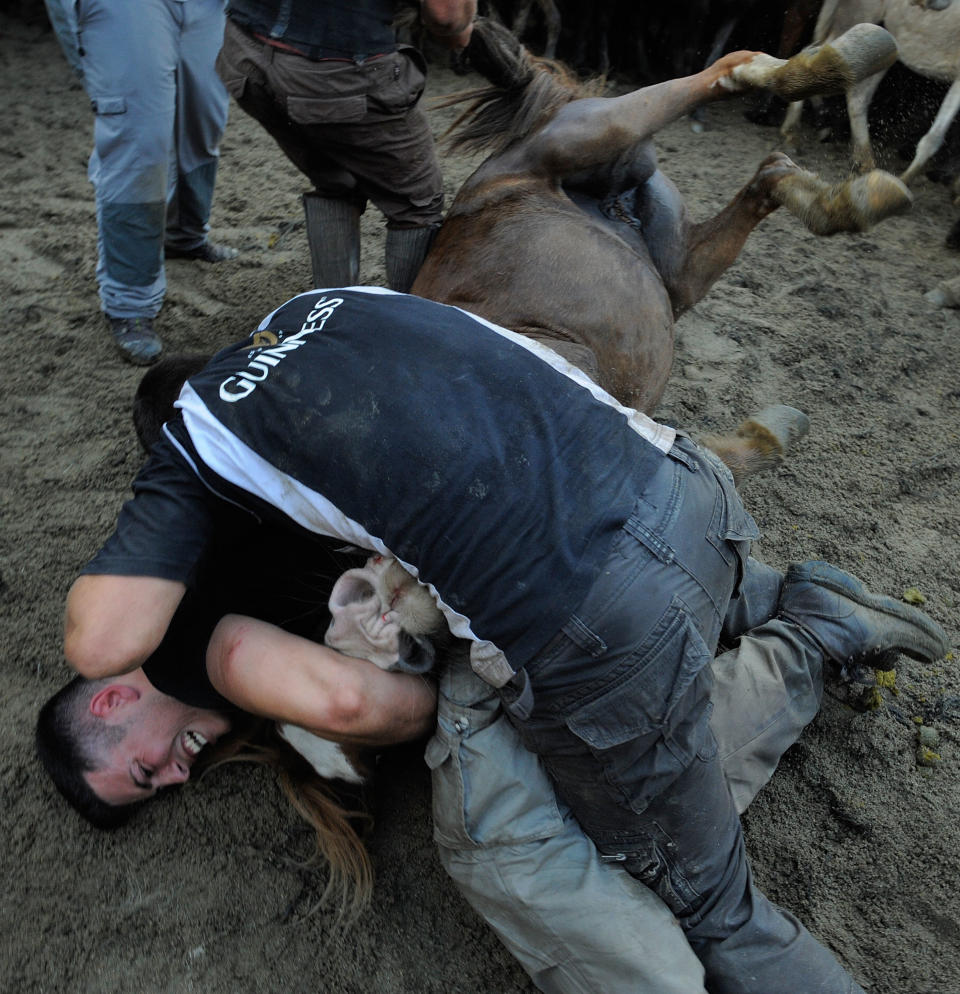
left=198, top=721, right=375, bottom=920
left=433, top=17, right=602, bottom=156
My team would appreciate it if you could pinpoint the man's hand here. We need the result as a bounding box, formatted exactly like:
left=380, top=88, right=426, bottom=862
left=420, top=0, right=475, bottom=49
left=206, top=615, right=438, bottom=748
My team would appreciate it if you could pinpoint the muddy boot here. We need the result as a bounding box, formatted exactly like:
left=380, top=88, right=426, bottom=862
left=778, top=561, right=949, bottom=678
left=107, top=315, right=162, bottom=366
left=385, top=224, right=440, bottom=292
left=302, top=193, right=361, bottom=288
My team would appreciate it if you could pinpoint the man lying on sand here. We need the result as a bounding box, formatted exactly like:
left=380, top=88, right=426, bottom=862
left=40, top=287, right=948, bottom=993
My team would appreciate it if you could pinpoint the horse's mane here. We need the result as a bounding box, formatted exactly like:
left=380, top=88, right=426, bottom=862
left=437, top=17, right=603, bottom=156
left=197, top=723, right=375, bottom=920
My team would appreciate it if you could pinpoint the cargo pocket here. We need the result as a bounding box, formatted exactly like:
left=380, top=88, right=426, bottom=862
left=89, top=95, right=126, bottom=116
left=287, top=93, right=368, bottom=125
left=365, top=47, right=427, bottom=115
left=563, top=598, right=715, bottom=812
left=426, top=715, right=564, bottom=850
left=703, top=448, right=760, bottom=585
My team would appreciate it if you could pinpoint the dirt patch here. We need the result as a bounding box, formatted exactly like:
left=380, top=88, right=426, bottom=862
left=2, top=18, right=958, bottom=994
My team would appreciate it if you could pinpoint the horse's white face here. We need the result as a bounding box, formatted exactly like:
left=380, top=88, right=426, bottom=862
left=325, top=555, right=444, bottom=670
left=280, top=555, right=445, bottom=785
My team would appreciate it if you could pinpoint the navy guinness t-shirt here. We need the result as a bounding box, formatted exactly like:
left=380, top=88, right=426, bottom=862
left=87, top=288, right=674, bottom=685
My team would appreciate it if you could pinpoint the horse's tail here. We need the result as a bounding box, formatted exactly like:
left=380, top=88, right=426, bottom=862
left=437, top=17, right=600, bottom=155
left=199, top=721, right=375, bottom=921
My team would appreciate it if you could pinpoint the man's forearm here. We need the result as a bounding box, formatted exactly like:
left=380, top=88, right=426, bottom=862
left=207, top=615, right=437, bottom=747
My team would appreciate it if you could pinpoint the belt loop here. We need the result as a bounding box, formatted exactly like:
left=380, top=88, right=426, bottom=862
left=502, top=668, right=535, bottom=721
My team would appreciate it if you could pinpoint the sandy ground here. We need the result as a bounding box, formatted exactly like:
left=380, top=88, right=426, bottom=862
left=2, top=15, right=959, bottom=994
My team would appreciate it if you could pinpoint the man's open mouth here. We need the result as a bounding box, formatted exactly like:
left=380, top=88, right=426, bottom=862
left=182, top=730, right=208, bottom=758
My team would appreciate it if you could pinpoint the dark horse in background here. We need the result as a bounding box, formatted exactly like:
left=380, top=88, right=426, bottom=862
left=412, top=18, right=911, bottom=475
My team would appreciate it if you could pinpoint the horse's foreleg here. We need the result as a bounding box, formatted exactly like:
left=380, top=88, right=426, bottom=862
left=723, top=22, right=897, bottom=102
left=772, top=165, right=912, bottom=235
left=524, top=54, right=770, bottom=180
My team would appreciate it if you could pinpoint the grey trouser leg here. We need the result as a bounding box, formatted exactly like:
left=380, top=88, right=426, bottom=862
left=79, top=0, right=228, bottom=316
left=714, top=555, right=825, bottom=812
left=163, top=2, right=230, bottom=254
left=711, top=620, right=824, bottom=813
left=44, top=0, right=83, bottom=77
left=429, top=659, right=707, bottom=994
left=431, top=613, right=826, bottom=994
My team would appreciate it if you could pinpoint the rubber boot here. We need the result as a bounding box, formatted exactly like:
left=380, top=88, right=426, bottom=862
left=385, top=224, right=440, bottom=293
left=302, top=193, right=361, bottom=288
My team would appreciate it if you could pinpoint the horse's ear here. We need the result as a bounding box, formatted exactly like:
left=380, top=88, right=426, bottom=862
left=132, top=354, right=212, bottom=450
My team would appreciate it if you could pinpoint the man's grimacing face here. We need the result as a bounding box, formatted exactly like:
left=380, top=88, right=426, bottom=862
left=84, top=675, right=233, bottom=806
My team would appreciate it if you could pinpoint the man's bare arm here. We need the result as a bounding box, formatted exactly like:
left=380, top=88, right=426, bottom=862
left=420, top=0, right=475, bottom=49
left=64, top=574, right=186, bottom=679
left=206, top=615, right=437, bottom=747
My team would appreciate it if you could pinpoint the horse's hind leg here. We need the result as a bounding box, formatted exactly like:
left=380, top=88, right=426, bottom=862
left=642, top=155, right=799, bottom=318
left=700, top=405, right=810, bottom=487
left=643, top=152, right=911, bottom=317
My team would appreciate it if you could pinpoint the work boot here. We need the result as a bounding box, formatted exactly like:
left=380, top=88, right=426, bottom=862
left=165, top=241, right=239, bottom=263
left=107, top=315, right=162, bottom=366
left=302, top=193, right=361, bottom=288
left=779, top=561, right=949, bottom=676
left=385, top=224, right=439, bottom=292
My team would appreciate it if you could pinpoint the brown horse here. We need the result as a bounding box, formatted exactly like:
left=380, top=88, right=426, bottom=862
left=413, top=19, right=910, bottom=473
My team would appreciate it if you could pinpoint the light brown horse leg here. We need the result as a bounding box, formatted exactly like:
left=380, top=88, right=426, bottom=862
left=523, top=50, right=777, bottom=180
left=520, top=29, right=892, bottom=183
left=773, top=168, right=912, bottom=236
left=723, top=23, right=898, bottom=101
left=700, top=405, right=810, bottom=487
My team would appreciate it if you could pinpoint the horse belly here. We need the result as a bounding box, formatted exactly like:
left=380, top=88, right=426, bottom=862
left=884, top=1, right=960, bottom=81
left=417, top=215, right=675, bottom=413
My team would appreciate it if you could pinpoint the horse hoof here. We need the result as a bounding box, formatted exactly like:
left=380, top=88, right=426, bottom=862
left=774, top=168, right=912, bottom=235
left=925, top=287, right=952, bottom=308
left=700, top=404, right=809, bottom=483
left=767, top=24, right=899, bottom=102
left=925, top=277, right=960, bottom=308
left=845, top=170, right=913, bottom=230
left=738, top=405, right=810, bottom=457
